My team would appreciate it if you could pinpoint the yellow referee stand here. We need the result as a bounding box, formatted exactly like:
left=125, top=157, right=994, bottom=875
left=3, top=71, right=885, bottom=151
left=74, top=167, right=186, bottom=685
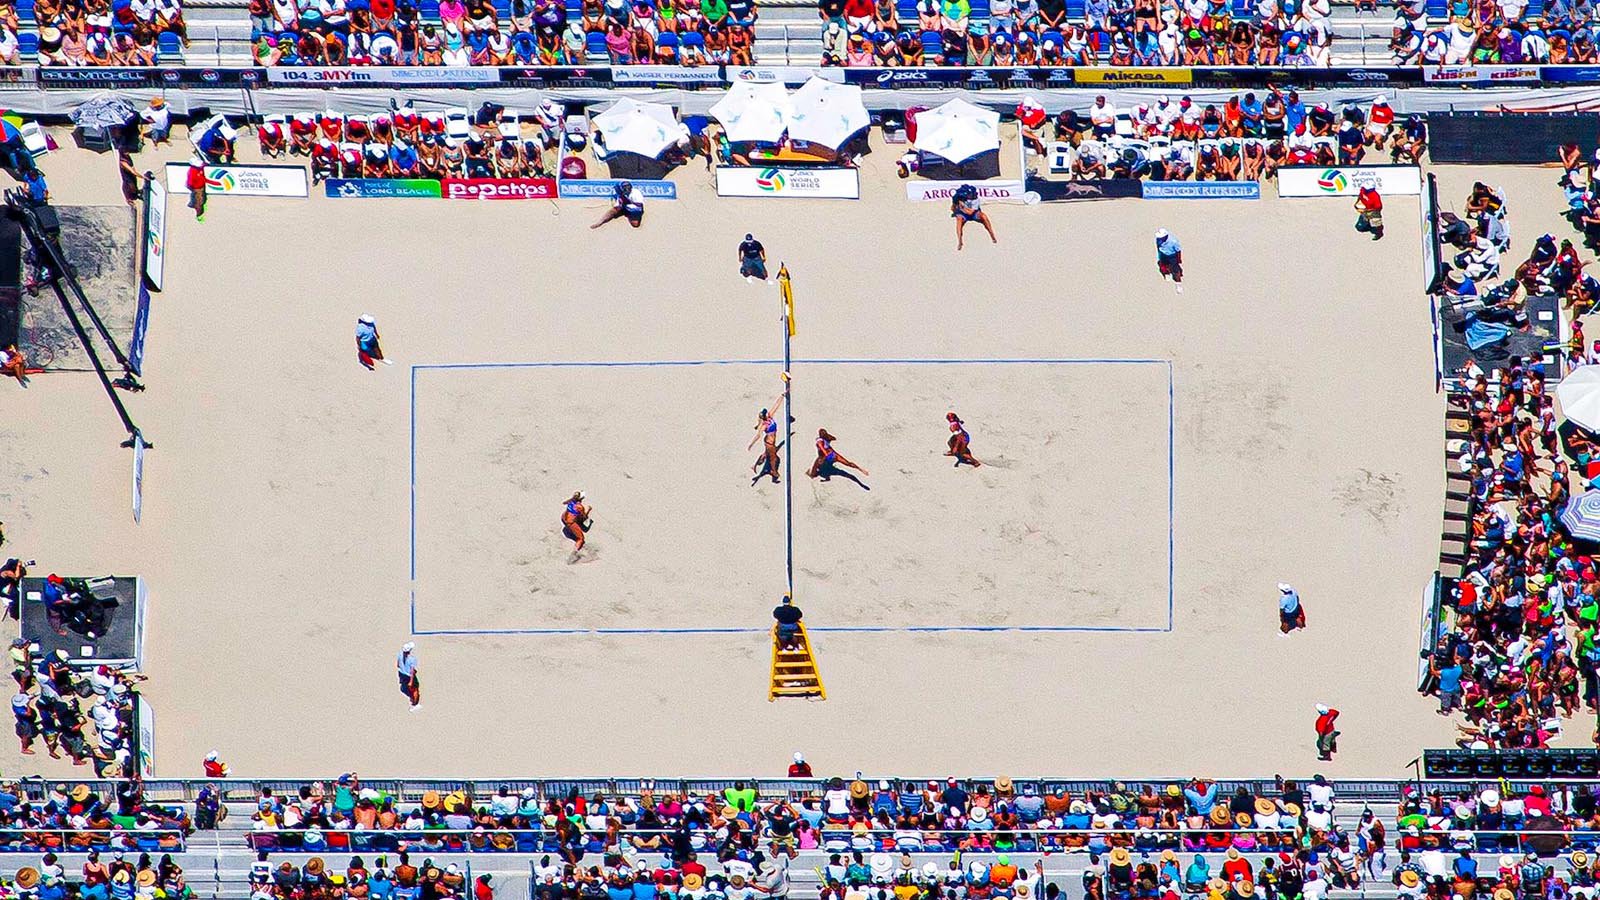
left=768, top=622, right=826, bottom=701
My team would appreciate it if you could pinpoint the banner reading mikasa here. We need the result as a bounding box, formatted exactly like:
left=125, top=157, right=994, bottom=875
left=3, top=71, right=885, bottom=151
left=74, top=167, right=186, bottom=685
left=1277, top=164, right=1422, bottom=198
left=715, top=166, right=860, bottom=199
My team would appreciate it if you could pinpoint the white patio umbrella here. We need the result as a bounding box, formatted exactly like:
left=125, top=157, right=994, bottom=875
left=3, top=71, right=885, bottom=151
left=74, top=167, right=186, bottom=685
left=1559, top=364, right=1600, bottom=432
left=709, top=81, right=791, bottom=145
left=914, top=97, right=1001, bottom=164
left=785, top=77, right=869, bottom=151
left=1562, top=489, right=1600, bottom=543
left=592, top=98, right=689, bottom=159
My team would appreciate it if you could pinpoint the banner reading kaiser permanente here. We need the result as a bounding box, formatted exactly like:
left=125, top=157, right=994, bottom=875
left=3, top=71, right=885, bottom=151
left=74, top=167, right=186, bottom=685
left=906, top=180, right=1027, bottom=202
left=716, top=166, right=860, bottom=199
left=164, top=162, right=309, bottom=198
left=1276, top=164, right=1422, bottom=198
left=442, top=177, right=558, bottom=200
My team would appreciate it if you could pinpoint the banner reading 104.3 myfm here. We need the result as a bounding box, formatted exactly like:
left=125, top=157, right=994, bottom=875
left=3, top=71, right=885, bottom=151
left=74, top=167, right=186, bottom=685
left=1276, top=164, right=1422, bottom=198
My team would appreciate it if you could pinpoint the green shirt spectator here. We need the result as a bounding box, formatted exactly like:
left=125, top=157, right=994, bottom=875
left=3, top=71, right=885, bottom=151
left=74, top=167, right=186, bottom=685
left=724, top=782, right=757, bottom=812
left=701, top=0, right=729, bottom=22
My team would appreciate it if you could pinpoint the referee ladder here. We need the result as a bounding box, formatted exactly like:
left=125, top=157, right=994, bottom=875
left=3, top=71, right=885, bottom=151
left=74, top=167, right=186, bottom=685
left=768, top=623, right=826, bottom=701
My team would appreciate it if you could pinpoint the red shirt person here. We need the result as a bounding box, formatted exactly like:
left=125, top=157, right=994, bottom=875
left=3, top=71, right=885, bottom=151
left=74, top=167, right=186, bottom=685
left=1314, top=704, right=1340, bottom=761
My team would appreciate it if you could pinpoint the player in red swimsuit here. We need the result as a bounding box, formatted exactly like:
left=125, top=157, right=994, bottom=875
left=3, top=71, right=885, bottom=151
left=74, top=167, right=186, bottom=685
left=807, top=429, right=869, bottom=490
left=560, top=491, right=592, bottom=557
left=945, top=412, right=981, bottom=468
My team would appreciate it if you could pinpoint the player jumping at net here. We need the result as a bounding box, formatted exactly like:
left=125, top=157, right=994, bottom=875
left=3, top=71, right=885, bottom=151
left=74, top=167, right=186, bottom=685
left=561, top=491, right=592, bottom=560
left=748, top=381, right=789, bottom=486
left=807, top=429, right=870, bottom=490
left=945, top=412, right=981, bottom=468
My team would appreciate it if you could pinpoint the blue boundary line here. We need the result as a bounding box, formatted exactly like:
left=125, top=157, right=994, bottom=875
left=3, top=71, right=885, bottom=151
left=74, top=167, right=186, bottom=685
left=410, top=358, right=1174, bottom=637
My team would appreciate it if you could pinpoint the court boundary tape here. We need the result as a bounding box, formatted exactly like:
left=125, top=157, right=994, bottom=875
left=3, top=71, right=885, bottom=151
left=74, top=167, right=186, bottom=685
left=409, top=358, right=1175, bottom=637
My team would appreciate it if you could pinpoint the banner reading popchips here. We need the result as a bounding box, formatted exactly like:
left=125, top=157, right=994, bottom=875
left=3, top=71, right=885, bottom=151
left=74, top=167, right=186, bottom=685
left=443, top=177, right=558, bottom=200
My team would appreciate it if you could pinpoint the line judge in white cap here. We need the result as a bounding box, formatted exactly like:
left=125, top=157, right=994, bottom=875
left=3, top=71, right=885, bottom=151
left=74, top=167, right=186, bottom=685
left=1154, top=228, right=1183, bottom=294
left=397, top=641, right=421, bottom=711
left=1277, top=582, right=1305, bottom=634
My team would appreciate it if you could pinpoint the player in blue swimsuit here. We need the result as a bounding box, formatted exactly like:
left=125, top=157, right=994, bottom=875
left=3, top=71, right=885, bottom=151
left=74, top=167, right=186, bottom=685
left=747, top=391, right=788, bottom=485
left=807, top=428, right=869, bottom=490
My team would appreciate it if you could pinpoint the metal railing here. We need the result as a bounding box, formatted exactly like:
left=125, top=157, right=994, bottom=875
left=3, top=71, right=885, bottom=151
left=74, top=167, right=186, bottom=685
left=17, top=776, right=1595, bottom=806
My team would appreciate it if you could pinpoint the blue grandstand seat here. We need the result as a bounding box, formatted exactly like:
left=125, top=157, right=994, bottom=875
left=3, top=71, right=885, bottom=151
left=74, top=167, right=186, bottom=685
left=585, top=29, right=605, bottom=53
left=17, top=31, right=35, bottom=57
left=157, top=30, right=182, bottom=57
left=564, top=0, right=580, bottom=13
left=1424, top=0, right=1445, bottom=14
left=1231, top=0, right=1252, bottom=14
left=1524, top=0, right=1544, bottom=14
left=420, top=0, right=440, bottom=16
left=1065, top=0, right=1084, bottom=16
left=493, top=0, right=510, bottom=15
left=896, top=0, right=917, bottom=19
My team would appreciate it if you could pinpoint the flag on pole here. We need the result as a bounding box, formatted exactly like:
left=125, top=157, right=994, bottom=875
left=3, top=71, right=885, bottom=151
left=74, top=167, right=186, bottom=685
left=778, top=264, right=796, bottom=337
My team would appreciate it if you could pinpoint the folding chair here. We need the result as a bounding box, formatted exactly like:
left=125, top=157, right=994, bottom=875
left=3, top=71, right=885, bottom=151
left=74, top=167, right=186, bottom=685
left=444, top=107, right=471, bottom=146
left=1047, top=140, right=1072, bottom=172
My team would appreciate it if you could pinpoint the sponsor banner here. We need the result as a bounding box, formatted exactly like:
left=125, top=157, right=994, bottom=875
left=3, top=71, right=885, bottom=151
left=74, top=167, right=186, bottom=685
left=1193, top=66, right=1422, bottom=85
left=141, top=177, right=167, bottom=292
left=906, top=179, right=1026, bottom=202
left=611, top=65, right=724, bottom=85
left=1541, top=66, right=1600, bottom=83
left=1423, top=65, right=1541, bottom=84
left=558, top=178, right=679, bottom=200
left=1073, top=67, right=1192, bottom=84
left=1277, top=164, right=1422, bottom=198
left=844, top=67, right=973, bottom=88
left=1028, top=178, right=1142, bottom=201
left=498, top=66, right=615, bottom=88
left=442, top=177, right=558, bottom=200
left=715, top=166, right=860, bottom=199
left=165, top=162, right=310, bottom=198
left=152, top=67, right=267, bottom=87
left=129, top=283, right=151, bottom=379
left=726, top=66, right=845, bottom=85
left=39, top=67, right=152, bottom=87
left=1141, top=180, right=1261, bottom=199
left=325, top=178, right=442, bottom=199
left=266, top=67, right=499, bottom=85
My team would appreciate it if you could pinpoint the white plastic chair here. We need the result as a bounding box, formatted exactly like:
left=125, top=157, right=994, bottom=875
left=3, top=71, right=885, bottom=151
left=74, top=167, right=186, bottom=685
left=444, top=107, right=471, bottom=145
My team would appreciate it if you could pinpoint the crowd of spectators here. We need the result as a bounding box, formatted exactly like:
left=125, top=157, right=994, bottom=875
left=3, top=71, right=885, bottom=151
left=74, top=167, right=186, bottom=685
left=1, top=0, right=187, bottom=66
left=248, top=101, right=604, bottom=182
left=248, top=0, right=756, bottom=66
left=0, top=780, right=191, bottom=855
left=1397, top=7, right=1600, bottom=65
left=6, top=615, right=144, bottom=776
left=1037, top=93, right=1423, bottom=184
left=233, top=776, right=1354, bottom=861
left=1419, top=172, right=1600, bottom=751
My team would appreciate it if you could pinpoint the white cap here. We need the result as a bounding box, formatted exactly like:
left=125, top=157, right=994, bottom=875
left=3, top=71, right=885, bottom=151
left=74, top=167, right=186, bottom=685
left=1155, top=228, right=1169, bottom=239
left=793, top=751, right=804, bottom=763
left=205, top=750, right=219, bottom=760
left=1315, top=703, right=1329, bottom=714
left=1278, top=583, right=1293, bottom=593
left=402, top=642, right=415, bottom=653
left=359, top=314, right=375, bottom=325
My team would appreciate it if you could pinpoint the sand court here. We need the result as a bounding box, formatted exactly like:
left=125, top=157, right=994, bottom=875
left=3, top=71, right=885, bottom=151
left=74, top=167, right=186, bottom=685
left=412, top=359, right=1171, bottom=634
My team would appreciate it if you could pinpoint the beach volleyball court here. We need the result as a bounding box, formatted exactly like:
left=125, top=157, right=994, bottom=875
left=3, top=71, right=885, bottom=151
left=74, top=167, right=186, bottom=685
left=411, top=358, right=1172, bottom=634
